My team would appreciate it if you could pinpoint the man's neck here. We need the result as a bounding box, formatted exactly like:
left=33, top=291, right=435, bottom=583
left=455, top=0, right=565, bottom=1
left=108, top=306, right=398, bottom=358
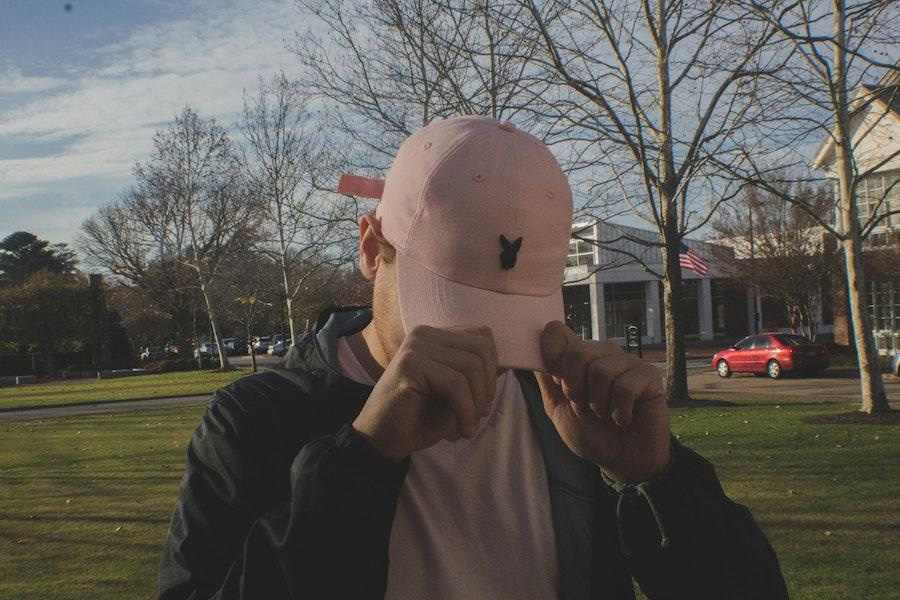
left=350, top=322, right=388, bottom=381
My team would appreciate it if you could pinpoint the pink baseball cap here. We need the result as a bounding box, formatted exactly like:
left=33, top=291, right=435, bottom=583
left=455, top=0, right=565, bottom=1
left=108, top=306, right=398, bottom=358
left=338, top=115, right=573, bottom=371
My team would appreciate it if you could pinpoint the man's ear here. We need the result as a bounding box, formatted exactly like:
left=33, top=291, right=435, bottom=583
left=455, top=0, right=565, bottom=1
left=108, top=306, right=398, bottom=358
left=359, top=212, right=383, bottom=281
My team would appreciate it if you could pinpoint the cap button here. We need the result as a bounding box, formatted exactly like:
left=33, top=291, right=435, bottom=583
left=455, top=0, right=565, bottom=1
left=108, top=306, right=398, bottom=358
left=498, top=121, right=516, bottom=132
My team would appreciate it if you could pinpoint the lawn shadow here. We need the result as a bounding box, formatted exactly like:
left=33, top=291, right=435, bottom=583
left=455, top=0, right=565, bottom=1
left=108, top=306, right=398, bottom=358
left=670, top=398, right=737, bottom=408
left=803, top=410, right=900, bottom=425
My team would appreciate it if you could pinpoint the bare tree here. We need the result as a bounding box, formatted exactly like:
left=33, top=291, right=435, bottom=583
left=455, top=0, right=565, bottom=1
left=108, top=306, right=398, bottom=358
left=239, top=73, right=357, bottom=344
left=80, top=190, right=202, bottom=364
left=711, top=184, right=838, bottom=340
left=293, top=0, right=541, bottom=170
left=135, top=107, right=260, bottom=371
left=220, top=251, right=282, bottom=372
left=514, top=0, right=783, bottom=403
left=726, top=0, right=899, bottom=413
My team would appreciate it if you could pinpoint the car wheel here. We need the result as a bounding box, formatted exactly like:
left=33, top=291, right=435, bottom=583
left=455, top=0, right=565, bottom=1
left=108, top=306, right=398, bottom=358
left=716, top=360, right=732, bottom=378
left=767, top=360, right=782, bottom=379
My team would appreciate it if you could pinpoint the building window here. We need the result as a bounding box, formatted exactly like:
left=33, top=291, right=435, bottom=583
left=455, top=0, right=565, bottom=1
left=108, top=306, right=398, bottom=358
left=858, top=171, right=898, bottom=228
left=563, top=285, right=592, bottom=340
left=567, top=237, right=596, bottom=267
left=681, top=279, right=700, bottom=336
left=865, top=230, right=899, bottom=248
left=711, top=279, right=727, bottom=335
left=868, top=278, right=900, bottom=332
left=605, top=282, right=645, bottom=338
left=868, top=278, right=900, bottom=354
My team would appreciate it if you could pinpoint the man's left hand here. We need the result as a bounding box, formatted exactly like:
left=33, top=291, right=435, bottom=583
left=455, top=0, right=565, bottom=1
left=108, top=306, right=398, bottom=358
left=535, top=321, right=671, bottom=482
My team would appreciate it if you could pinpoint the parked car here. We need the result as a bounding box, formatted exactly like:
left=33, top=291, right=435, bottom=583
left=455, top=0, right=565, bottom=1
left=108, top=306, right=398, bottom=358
left=251, top=336, right=273, bottom=354
left=220, top=337, right=247, bottom=356
left=139, top=346, right=169, bottom=362
left=892, top=353, right=900, bottom=377
left=193, top=341, right=220, bottom=358
left=231, top=338, right=249, bottom=356
left=267, top=338, right=295, bottom=357
left=712, top=333, right=830, bottom=379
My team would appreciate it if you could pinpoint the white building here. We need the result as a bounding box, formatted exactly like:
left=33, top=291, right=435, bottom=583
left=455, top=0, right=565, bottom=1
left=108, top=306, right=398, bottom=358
left=811, top=73, right=900, bottom=355
left=563, top=73, right=899, bottom=351
left=562, top=221, right=754, bottom=345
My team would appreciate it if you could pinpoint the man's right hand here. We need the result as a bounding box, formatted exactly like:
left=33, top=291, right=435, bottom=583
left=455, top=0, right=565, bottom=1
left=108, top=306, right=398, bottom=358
left=351, top=325, right=499, bottom=461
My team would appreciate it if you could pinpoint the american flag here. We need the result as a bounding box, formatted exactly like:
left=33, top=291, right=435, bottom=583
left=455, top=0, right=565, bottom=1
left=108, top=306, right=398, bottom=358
left=679, top=243, right=710, bottom=277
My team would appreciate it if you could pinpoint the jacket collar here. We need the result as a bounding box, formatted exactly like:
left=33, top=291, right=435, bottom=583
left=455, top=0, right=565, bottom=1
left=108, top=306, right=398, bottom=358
left=274, top=306, right=374, bottom=426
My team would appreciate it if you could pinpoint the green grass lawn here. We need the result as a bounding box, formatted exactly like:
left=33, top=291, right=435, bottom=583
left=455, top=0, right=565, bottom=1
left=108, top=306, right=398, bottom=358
left=0, top=369, right=250, bottom=410
left=0, top=400, right=898, bottom=599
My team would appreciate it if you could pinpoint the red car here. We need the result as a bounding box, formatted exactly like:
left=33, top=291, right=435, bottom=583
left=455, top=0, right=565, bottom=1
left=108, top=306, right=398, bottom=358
left=712, top=333, right=830, bottom=379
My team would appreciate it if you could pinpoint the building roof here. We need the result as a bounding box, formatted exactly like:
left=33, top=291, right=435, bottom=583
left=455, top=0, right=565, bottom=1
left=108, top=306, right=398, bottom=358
left=812, top=67, right=900, bottom=170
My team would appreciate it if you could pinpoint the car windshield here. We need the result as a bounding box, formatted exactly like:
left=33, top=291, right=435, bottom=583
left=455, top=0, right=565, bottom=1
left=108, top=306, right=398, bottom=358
left=774, top=334, right=812, bottom=346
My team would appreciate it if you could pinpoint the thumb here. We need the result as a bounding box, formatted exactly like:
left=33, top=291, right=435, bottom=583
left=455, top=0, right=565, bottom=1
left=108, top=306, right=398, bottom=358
left=540, top=320, right=574, bottom=375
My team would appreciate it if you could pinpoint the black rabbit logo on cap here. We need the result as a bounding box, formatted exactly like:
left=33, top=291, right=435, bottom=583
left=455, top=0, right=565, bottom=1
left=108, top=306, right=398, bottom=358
left=499, top=235, right=523, bottom=270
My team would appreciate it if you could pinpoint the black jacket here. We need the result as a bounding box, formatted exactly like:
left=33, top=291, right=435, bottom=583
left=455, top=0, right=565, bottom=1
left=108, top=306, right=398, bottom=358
left=158, top=308, right=788, bottom=599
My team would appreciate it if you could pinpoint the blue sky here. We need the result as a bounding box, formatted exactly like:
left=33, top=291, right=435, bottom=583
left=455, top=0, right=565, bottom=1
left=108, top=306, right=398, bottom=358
left=0, top=0, right=297, bottom=247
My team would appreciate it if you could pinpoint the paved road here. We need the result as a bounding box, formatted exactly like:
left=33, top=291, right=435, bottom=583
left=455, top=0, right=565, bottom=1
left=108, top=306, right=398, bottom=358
left=690, top=370, right=900, bottom=404
left=0, top=354, right=282, bottom=423
left=229, top=354, right=281, bottom=368
left=650, top=359, right=710, bottom=373
left=0, top=394, right=212, bottom=422
left=3, top=358, right=895, bottom=422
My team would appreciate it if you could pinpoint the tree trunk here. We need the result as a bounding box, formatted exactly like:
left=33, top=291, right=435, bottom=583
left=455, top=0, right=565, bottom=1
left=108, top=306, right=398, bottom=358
left=199, top=279, right=232, bottom=371
left=832, top=0, right=889, bottom=413
left=662, top=241, right=690, bottom=404
left=246, top=322, right=258, bottom=373
left=842, top=236, right=889, bottom=412
left=654, top=6, right=689, bottom=404
left=281, top=263, right=297, bottom=344
left=191, top=302, right=202, bottom=369
left=285, top=296, right=296, bottom=344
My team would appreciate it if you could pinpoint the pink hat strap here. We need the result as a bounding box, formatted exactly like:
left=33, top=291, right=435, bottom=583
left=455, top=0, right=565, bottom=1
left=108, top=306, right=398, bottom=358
left=337, top=174, right=385, bottom=199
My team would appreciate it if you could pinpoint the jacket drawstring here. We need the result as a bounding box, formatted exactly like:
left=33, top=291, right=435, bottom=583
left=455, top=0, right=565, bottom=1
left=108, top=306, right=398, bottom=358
left=606, top=480, right=671, bottom=557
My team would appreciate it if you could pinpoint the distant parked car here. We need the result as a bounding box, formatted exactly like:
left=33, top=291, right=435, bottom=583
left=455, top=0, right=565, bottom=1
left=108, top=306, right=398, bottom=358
left=712, top=333, right=830, bottom=379
left=267, top=338, right=295, bottom=357
left=193, top=341, right=220, bottom=358
left=892, top=353, right=900, bottom=377
left=231, top=338, right=249, bottom=356
left=139, top=347, right=168, bottom=362
left=220, top=337, right=247, bottom=356
left=252, top=336, right=273, bottom=354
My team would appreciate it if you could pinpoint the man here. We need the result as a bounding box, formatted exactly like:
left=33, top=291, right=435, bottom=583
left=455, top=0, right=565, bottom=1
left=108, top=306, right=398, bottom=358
left=158, top=116, right=787, bottom=599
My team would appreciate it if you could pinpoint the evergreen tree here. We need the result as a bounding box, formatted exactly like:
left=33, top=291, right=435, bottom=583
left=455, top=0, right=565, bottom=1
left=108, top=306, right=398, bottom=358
left=0, top=231, right=77, bottom=286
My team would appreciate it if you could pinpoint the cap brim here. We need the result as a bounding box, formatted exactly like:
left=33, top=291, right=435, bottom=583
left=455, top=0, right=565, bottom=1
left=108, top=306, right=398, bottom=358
left=395, top=252, right=563, bottom=372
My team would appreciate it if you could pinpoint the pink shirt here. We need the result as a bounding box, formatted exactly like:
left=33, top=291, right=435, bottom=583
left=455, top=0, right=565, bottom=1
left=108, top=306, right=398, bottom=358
left=335, top=335, right=559, bottom=599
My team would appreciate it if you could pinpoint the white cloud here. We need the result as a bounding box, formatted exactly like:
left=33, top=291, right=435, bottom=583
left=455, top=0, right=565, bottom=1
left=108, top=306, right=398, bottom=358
left=0, top=0, right=298, bottom=218
left=0, top=69, right=68, bottom=94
